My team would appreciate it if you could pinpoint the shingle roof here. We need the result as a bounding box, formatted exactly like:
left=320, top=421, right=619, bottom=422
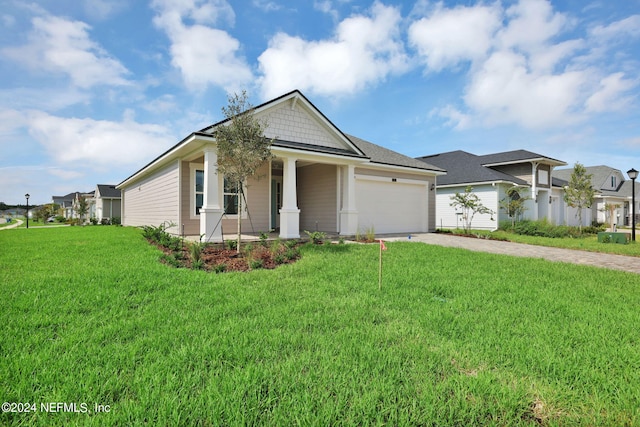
left=119, top=90, right=442, bottom=187
left=478, top=149, right=566, bottom=166
left=347, top=135, right=445, bottom=172
left=97, top=184, right=121, bottom=198
left=553, top=165, right=623, bottom=191
left=417, top=150, right=529, bottom=186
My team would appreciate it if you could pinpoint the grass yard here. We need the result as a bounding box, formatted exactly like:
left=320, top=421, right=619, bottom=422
left=1, top=226, right=639, bottom=426
left=473, top=229, right=640, bottom=257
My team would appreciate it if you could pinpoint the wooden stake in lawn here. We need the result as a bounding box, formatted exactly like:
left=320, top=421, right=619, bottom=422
left=378, top=239, right=387, bottom=290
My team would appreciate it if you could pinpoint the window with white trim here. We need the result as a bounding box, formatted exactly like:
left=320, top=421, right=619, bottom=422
left=195, top=169, right=204, bottom=215
left=538, top=169, right=549, bottom=185
left=191, top=165, right=243, bottom=217
left=223, top=177, right=240, bottom=215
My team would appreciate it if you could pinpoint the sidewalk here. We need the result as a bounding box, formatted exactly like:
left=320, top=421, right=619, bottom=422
left=384, top=233, right=640, bottom=275
left=0, top=219, right=23, bottom=230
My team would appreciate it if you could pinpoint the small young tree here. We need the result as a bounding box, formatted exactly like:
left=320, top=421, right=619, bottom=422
left=602, top=203, right=621, bottom=231
left=499, top=186, right=531, bottom=227
left=75, top=196, right=89, bottom=225
left=214, top=90, right=274, bottom=253
left=450, top=186, right=494, bottom=233
left=563, top=163, right=595, bottom=232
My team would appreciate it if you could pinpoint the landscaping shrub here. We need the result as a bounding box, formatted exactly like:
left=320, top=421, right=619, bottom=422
left=304, top=230, right=326, bottom=244
left=501, top=219, right=603, bottom=238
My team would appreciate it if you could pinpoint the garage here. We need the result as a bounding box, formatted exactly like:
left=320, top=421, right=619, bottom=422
left=355, top=176, right=428, bottom=234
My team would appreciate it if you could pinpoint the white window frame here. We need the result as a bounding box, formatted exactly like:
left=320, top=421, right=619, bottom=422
left=189, top=163, right=246, bottom=220
left=538, top=169, right=549, bottom=185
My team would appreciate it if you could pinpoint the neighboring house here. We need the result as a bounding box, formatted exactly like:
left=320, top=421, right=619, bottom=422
left=94, top=185, right=121, bottom=223
left=117, top=90, right=445, bottom=242
left=52, top=191, right=95, bottom=220
left=52, top=192, right=77, bottom=218
left=553, top=166, right=639, bottom=228
left=417, top=150, right=567, bottom=230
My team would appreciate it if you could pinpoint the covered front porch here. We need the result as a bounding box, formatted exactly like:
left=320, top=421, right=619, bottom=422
left=189, top=147, right=362, bottom=243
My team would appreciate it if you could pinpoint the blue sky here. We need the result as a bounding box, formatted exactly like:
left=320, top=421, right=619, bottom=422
left=1, top=0, right=639, bottom=205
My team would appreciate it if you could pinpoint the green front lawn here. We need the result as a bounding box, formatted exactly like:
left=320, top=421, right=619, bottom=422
left=1, top=226, right=639, bottom=426
left=482, top=230, right=640, bottom=257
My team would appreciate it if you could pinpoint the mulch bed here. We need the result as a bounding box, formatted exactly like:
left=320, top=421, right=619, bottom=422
left=152, top=240, right=300, bottom=272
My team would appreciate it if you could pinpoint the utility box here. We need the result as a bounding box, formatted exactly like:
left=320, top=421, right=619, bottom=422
left=598, top=232, right=630, bottom=244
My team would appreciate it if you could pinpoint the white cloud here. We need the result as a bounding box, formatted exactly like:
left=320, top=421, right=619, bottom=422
left=413, top=0, right=636, bottom=131
left=253, top=0, right=281, bottom=12
left=431, top=105, right=471, bottom=130
left=48, top=168, right=84, bottom=180
left=314, top=1, right=340, bottom=21
left=590, top=15, right=640, bottom=41
left=2, top=15, right=130, bottom=88
left=585, top=72, right=636, bottom=113
left=152, top=0, right=235, bottom=27
left=152, top=0, right=252, bottom=91
left=408, top=3, right=502, bottom=71
left=257, top=2, right=408, bottom=99
left=463, top=50, right=587, bottom=129
left=83, top=0, right=127, bottom=21
left=497, top=0, right=570, bottom=52
left=26, top=111, right=175, bottom=167
left=168, top=25, right=252, bottom=91
left=0, top=87, right=91, bottom=112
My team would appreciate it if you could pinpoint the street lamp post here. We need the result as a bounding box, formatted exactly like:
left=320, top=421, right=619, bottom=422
left=25, top=193, right=30, bottom=229
left=627, top=168, right=638, bottom=242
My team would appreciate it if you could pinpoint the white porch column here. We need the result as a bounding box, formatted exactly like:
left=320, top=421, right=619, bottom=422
left=339, top=164, right=358, bottom=235
left=531, top=162, right=539, bottom=220
left=279, top=157, right=300, bottom=239
left=200, top=147, right=224, bottom=242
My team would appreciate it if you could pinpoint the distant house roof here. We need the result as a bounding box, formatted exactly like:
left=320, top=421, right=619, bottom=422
left=96, top=184, right=121, bottom=198
left=418, top=149, right=567, bottom=187
left=478, top=150, right=566, bottom=167
left=554, top=165, right=623, bottom=190
left=416, top=150, right=529, bottom=186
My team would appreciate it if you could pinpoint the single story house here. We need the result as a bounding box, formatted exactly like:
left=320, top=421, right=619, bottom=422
left=94, top=184, right=121, bottom=223
left=117, top=90, right=445, bottom=242
left=416, top=150, right=567, bottom=230
left=553, top=166, right=639, bottom=228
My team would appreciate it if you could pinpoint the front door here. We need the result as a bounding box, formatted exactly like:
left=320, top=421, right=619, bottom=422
left=271, top=177, right=283, bottom=230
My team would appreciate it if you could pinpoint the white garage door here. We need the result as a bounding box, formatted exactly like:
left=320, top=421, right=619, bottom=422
left=356, top=177, right=428, bottom=234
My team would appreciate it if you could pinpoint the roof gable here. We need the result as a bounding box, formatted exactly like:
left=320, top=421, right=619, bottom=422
left=96, top=184, right=121, bottom=198
left=554, top=165, right=625, bottom=192
left=119, top=90, right=443, bottom=187
left=201, top=90, right=365, bottom=157
left=418, top=150, right=530, bottom=186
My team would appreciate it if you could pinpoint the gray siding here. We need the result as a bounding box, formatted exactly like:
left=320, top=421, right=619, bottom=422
left=297, top=163, right=338, bottom=233
left=181, top=159, right=200, bottom=236
left=492, top=164, right=532, bottom=184
left=122, top=161, right=180, bottom=233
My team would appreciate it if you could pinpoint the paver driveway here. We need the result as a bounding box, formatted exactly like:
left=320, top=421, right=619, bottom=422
left=384, top=233, right=640, bottom=275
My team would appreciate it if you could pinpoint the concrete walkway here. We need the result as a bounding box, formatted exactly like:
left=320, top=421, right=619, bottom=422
left=0, top=219, right=23, bottom=230
left=383, top=233, right=640, bottom=275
